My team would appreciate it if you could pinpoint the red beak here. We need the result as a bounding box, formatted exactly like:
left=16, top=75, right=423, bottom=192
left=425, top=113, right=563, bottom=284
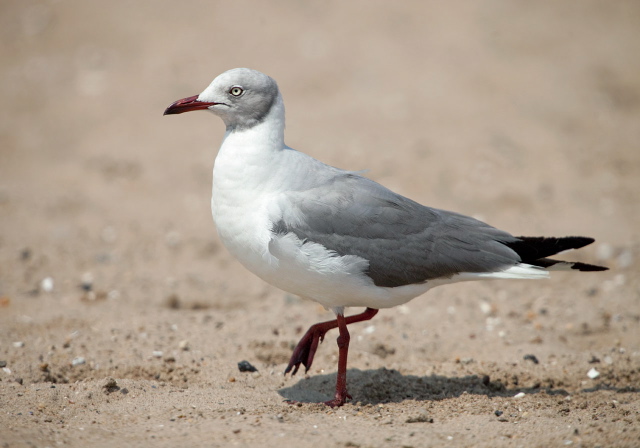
left=163, top=95, right=219, bottom=115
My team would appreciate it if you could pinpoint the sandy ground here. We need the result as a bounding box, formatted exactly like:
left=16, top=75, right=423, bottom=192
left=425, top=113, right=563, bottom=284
left=1, top=1, right=640, bottom=447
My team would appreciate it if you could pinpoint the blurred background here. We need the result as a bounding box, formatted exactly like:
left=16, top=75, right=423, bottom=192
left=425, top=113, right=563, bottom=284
left=1, top=0, right=638, bottom=328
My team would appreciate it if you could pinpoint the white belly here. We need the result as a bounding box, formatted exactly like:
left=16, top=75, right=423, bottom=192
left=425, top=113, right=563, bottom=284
left=212, top=182, right=434, bottom=309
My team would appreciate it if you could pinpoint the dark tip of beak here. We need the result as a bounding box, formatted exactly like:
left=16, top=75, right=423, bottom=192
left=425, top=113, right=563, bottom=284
left=163, top=95, right=218, bottom=116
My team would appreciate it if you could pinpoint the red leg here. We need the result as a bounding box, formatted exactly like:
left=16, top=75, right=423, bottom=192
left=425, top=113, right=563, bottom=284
left=324, top=312, right=351, bottom=407
left=285, top=308, right=378, bottom=376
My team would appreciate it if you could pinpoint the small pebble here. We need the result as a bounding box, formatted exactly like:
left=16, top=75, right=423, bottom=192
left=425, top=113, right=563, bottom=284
left=152, top=351, right=163, bottom=358
left=479, top=301, right=492, bottom=314
left=80, top=272, right=94, bottom=291
left=13, top=341, right=25, bottom=348
left=237, top=360, right=258, bottom=372
left=72, top=357, right=86, bottom=366
left=103, top=377, right=119, bottom=393
left=21, top=248, right=32, bottom=260
left=523, top=354, right=539, bottom=364
left=178, top=340, right=190, bottom=351
left=587, top=367, right=600, bottom=379
left=165, top=294, right=180, bottom=309
left=0, top=361, right=6, bottom=368
left=494, top=410, right=503, bottom=417
left=513, top=392, right=526, bottom=399
left=41, top=277, right=54, bottom=292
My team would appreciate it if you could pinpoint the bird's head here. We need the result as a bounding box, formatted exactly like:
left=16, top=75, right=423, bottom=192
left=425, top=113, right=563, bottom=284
left=164, top=68, right=281, bottom=131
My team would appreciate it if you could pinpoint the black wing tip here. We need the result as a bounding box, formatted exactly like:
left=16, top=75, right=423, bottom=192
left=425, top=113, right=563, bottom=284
left=507, top=235, right=599, bottom=262
left=531, top=258, right=609, bottom=272
left=570, top=262, right=609, bottom=272
left=513, top=235, right=596, bottom=248
left=507, top=236, right=608, bottom=272
left=565, top=236, right=596, bottom=249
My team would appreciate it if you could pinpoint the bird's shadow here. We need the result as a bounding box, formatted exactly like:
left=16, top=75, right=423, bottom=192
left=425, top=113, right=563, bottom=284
left=278, top=367, right=567, bottom=405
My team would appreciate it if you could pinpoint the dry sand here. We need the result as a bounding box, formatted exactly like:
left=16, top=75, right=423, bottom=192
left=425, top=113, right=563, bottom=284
left=1, top=1, right=639, bottom=447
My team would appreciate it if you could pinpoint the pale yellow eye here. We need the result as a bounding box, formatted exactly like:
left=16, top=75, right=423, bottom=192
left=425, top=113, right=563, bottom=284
left=230, top=87, right=244, bottom=96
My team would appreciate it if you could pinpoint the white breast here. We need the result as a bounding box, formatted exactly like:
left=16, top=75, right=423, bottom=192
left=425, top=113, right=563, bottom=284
left=211, top=138, right=276, bottom=278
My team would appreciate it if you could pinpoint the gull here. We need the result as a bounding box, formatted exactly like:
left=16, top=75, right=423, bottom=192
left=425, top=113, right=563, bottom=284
left=164, top=68, right=607, bottom=407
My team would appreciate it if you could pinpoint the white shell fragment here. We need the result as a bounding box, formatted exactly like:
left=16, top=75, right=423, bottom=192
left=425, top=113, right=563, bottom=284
left=41, top=277, right=54, bottom=292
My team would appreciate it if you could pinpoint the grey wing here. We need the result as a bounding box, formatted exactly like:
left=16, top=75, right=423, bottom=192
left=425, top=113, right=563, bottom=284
left=272, top=173, right=523, bottom=288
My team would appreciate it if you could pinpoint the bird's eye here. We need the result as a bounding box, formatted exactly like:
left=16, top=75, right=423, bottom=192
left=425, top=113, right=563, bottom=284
left=229, top=87, right=244, bottom=97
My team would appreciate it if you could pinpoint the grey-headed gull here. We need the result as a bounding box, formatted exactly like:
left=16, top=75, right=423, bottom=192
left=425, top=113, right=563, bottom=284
left=164, top=68, right=607, bottom=407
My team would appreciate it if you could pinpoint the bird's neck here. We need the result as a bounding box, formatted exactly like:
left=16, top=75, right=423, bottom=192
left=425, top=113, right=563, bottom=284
left=221, top=95, right=286, bottom=154
left=213, top=95, right=288, bottom=192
